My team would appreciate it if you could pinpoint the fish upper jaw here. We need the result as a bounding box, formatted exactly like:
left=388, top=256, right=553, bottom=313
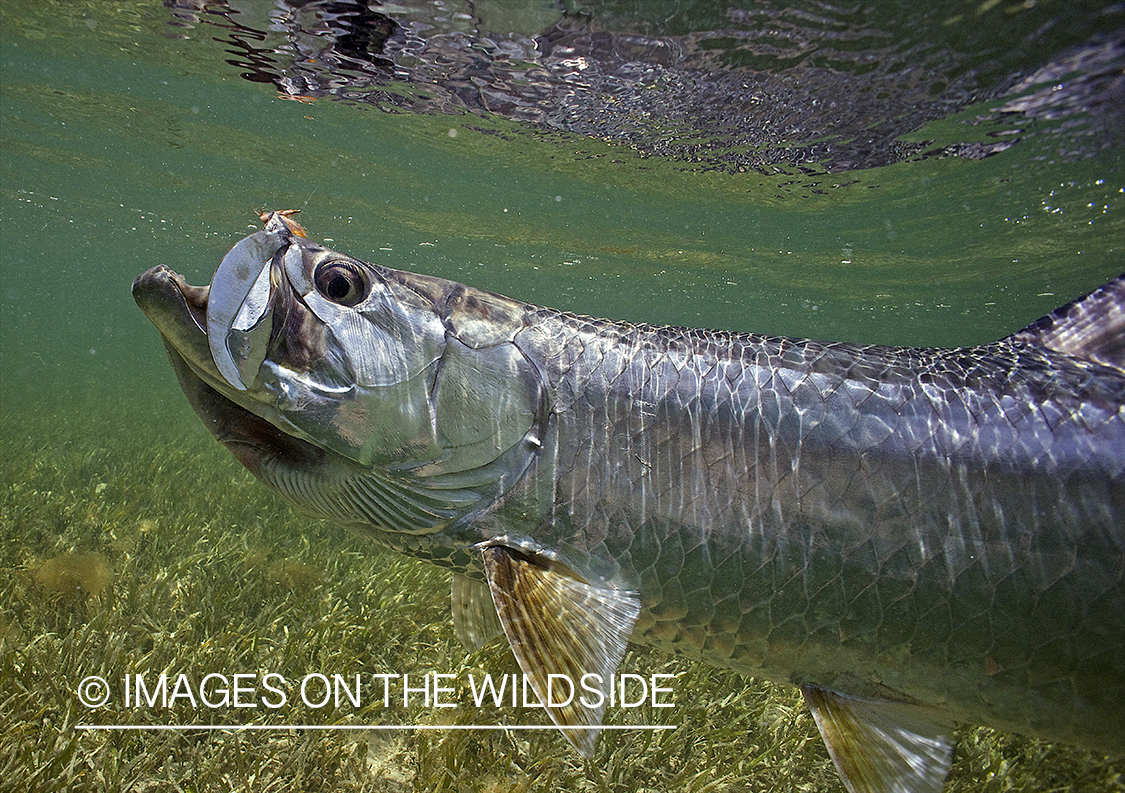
left=206, top=226, right=291, bottom=391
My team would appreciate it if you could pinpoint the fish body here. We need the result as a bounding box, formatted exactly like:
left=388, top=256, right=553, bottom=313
left=500, top=300, right=1125, bottom=736
left=133, top=213, right=1125, bottom=792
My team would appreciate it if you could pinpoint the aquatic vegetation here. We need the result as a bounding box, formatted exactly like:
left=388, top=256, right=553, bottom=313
left=2, top=397, right=1121, bottom=790
left=260, top=559, right=324, bottom=594
left=34, top=553, right=114, bottom=600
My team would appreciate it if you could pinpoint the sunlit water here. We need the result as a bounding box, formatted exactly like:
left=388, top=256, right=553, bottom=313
left=3, top=0, right=1122, bottom=412
left=1, top=0, right=1122, bottom=788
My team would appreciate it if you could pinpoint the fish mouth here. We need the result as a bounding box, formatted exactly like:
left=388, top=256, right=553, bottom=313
left=131, top=265, right=326, bottom=476
left=132, top=265, right=215, bottom=382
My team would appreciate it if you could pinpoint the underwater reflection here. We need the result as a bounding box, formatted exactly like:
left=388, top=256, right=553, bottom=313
left=163, top=0, right=1124, bottom=172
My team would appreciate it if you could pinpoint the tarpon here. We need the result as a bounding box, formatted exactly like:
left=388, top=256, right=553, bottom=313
left=133, top=211, right=1125, bottom=793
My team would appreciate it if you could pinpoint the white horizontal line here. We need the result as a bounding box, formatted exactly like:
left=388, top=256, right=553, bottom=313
left=78, top=724, right=675, bottom=732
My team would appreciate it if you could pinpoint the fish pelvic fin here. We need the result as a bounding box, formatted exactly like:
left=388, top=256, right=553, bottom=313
left=1008, top=272, right=1125, bottom=372
left=451, top=574, right=504, bottom=652
left=480, top=545, right=640, bottom=757
left=802, top=685, right=954, bottom=793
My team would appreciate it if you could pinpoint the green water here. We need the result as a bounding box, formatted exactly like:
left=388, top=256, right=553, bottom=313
left=1, top=1, right=1122, bottom=790
left=3, top=0, right=1121, bottom=408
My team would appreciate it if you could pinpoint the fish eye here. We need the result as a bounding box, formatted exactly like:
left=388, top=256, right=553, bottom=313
left=314, top=261, right=369, bottom=307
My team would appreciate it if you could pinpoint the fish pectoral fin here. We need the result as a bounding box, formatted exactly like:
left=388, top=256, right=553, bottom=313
left=801, top=684, right=954, bottom=793
left=481, top=545, right=640, bottom=757
left=451, top=574, right=504, bottom=652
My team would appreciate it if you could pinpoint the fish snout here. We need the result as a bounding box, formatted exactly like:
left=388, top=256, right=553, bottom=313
left=133, top=266, right=211, bottom=336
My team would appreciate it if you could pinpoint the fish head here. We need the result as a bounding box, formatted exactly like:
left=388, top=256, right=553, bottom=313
left=134, top=214, right=650, bottom=759
left=132, top=212, right=544, bottom=538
